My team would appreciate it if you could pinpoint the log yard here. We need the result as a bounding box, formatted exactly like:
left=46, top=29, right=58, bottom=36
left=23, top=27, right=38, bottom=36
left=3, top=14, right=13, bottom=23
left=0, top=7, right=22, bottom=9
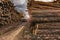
left=0, top=0, right=60, bottom=40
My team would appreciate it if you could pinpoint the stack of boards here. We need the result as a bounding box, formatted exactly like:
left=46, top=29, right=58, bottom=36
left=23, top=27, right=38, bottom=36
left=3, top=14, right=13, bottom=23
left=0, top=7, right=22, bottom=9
left=28, top=0, right=60, bottom=40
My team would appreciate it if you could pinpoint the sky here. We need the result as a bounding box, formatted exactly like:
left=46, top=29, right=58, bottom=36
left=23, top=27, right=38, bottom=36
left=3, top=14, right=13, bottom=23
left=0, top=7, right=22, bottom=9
left=11, top=0, right=26, bottom=5
left=34, top=0, right=56, bottom=2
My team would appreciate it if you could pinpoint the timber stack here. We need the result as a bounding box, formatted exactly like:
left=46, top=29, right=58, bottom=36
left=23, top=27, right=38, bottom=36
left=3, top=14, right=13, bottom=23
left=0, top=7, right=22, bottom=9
left=27, top=0, right=60, bottom=40
left=0, top=0, right=60, bottom=40
left=0, top=0, right=22, bottom=27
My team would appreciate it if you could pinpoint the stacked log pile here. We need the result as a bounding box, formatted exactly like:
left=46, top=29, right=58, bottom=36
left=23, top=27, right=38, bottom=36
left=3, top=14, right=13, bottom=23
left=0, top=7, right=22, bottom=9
left=28, top=0, right=60, bottom=23
left=1, top=0, right=60, bottom=40
left=28, top=0, right=60, bottom=10
left=0, top=0, right=22, bottom=27
left=31, top=23, right=60, bottom=40
left=28, top=0, right=60, bottom=40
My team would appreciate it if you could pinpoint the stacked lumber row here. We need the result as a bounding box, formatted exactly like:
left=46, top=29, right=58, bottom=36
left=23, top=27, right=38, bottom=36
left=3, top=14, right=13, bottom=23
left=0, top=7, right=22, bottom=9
left=31, top=11, right=60, bottom=39
left=32, top=23, right=60, bottom=40
left=29, top=0, right=60, bottom=22
left=31, top=11, right=60, bottom=22
left=28, top=0, right=60, bottom=10
left=0, top=0, right=22, bottom=27
left=28, top=0, right=60, bottom=22
left=28, top=0, right=60, bottom=40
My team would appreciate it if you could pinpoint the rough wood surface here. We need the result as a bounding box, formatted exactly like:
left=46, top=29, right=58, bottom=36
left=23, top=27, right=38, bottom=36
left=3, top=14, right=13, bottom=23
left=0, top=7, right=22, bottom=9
left=28, top=0, right=60, bottom=40
left=0, top=0, right=60, bottom=40
left=0, top=0, right=22, bottom=27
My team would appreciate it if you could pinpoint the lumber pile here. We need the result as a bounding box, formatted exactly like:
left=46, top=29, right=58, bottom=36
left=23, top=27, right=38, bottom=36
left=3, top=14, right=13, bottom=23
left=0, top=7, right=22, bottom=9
left=0, top=0, right=22, bottom=27
left=28, top=0, right=60, bottom=22
left=28, top=0, right=60, bottom=10
left=27, top=0, right=60, bottom=40
left=31, top=23, right=60, bottom=40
